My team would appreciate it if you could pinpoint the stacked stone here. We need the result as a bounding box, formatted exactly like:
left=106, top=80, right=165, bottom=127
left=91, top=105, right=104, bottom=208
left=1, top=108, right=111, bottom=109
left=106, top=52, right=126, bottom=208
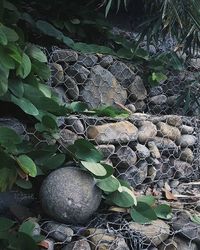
left=49, top=49, right=148, bottom=112
left=58, top=113, right=198, bottom=188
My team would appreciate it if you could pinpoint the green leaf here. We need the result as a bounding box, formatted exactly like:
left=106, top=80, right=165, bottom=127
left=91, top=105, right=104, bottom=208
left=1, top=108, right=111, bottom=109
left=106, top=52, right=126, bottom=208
left=105, top=0, right=112, bottom=17
left=8, top=43, right=22, bottom=63
left=8, top=232, right=38, bottom=250
left=8, top=79, right=24, bottom=98
left=0, top=47, right=15, bottom=69
left=38, top=83, right=51, bottom=98
left=15, top=179, right=32, bottom=189
left=130, top=202, right=157, bottom=224
left=2, top=25, right=19, bottom=42
left=94, top=163, right=114, bottom=179
left=16, top=155, right=37, bottom=177
left=16, top=52, right=31, bottom=79
left=96, top=175, right=120, bottom=192
left=36, top=20, right=63, bottom=39
left=0, top=71, right=8, bottom=96
left=137, top=195, right=156, bottom=206
left=26, top=45, right=47, bottom=62
left=81, top=161, right=107, bottom=177
left=0, top=126, right=22, bottom=146
left=93, top=106, right=129, bottom=118
left=73, top=42, right=114, bottom=54
left=107, top=186, right=137, bottom=208
left=0, top=167, right=17, bottom=191
left=154, top=204, right=172, bottom=220
left=69, top=139, right=103, bottom=162
left=42, top=153, right=65, bottom=170
left=42, top=115, right=58, bottom=130
left=0, top=217, right=15, bottom=232
left=191, top=214, right=200, bottom=225
left=70, top=101, right=88, bottom=112
left=31, top=59, right=50, bottom=80
left=11, top=95, right=39, bottom=116
left=19, top=220, right=35, bottom=236
left=0, top=26, right=7, bottom=45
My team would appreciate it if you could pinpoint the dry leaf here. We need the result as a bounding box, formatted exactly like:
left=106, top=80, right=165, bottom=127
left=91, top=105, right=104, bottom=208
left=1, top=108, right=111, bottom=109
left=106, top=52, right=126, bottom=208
left=162, top=188, right=177, bottom=201
left=108, top=206, right=127, bottom=213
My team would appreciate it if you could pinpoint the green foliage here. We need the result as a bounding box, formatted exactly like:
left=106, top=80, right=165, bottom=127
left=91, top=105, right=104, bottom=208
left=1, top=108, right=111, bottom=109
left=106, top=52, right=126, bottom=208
left=0, top=217, right=44, bottom=249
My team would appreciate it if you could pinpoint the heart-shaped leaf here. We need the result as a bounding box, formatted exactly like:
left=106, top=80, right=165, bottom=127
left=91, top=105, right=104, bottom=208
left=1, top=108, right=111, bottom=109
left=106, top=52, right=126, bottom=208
left=154, top=204, right=172, bottom=220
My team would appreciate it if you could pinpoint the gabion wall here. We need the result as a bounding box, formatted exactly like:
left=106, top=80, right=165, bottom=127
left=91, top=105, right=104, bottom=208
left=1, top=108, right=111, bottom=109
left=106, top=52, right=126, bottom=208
left=39, top=48, right=200, bottom=249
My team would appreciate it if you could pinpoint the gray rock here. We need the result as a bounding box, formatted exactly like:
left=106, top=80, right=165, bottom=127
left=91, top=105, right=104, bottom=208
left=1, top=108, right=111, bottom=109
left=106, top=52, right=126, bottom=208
left=167, top=95, right=178, bottom=106
left=173, top=160, right=193, bottom=178
left=118, top=160, right=148, bottom=187
left=173, top=236, right=198, bottom=250
left=87, top=121, right=138, bottom=144
left=147, top=141, right=161, bottom=158
left=133, top=100, right=146, bottom=112
left=112, top=146, right=137, bottom=169
left=149, top=86, right=163, bottom=97
left=62, top=239, right=91, bottom=250
left=43, top=221, right=73, bottom=242
left=138, top=121, right=157, bottom=143
left=54, top=86, right=69, bottom=104
left=52, top=49, right=78, bottom=62
left=180, top=148, right=194, bottom=163
left=88, top=228, right=129, bottom=250
left=177, top=135, right=197, bottom=147
left=100, top=55, right=113, bottom=68
left=172, top=212, right=200, bottom=245
left=135, top=144, right=150, bottom=158
left=58, top=129, right=80, bottom=147
left=78, top=54, right=98, bottom=68
left=0, top=191, right=34, bottom=215
left=0, top=118, right=26, bottom=137
left=80, top=65, right=127, bottom=109
left=50, top=63, right=64, bottom=86
left=66, top=63, right=90, bottom=84
left=64, top=76, right=79, bottom=100
left=95, top=144, right=115, bottom=158
left=109, top=61, right=136, bottom=87
left=128, top=76, right=147, bottom=101
left=149, top=94, right=167, bottom=105
left=153, top=137, right=178, bottom=150
left=125, top=104, right=136, bottom=113
left=180, top=125, right=194, bottom=134
left=129, top=219, right=170, bottom=246
left=157, top=122, right=181, bottom=141
left=166, top=115, right=182, bottom=127
left=40, top=167, right=102, bottom=224
left=65, top=116, right=85, bottom=134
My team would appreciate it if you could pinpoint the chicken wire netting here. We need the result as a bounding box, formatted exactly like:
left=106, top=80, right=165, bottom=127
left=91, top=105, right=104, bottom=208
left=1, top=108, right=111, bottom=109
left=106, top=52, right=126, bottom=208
left=18, top=47, right=200, bottom=249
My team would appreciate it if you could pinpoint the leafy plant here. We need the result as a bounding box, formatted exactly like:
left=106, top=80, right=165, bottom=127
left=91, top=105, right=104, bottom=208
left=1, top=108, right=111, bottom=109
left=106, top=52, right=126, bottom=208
left=0, top=217, right=45, bottom=249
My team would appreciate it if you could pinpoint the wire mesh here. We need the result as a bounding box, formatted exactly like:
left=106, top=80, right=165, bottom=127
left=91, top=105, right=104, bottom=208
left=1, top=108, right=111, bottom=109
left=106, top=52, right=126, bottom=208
left=26, top=48, right=200, bottom=249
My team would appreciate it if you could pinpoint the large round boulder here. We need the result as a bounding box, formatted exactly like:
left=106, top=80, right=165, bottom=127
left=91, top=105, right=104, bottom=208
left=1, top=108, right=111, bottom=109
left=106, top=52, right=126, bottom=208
left=40, top=167, right=102, bottom=224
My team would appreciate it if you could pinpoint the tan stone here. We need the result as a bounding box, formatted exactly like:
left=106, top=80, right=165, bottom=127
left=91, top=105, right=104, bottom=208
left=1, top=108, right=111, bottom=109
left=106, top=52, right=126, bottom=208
left=138, top=121, right=157, bottom=143
left=87, top=121, right=138, bottom=144
left=129, top=220, right=170, bottom=246
left=157, top=122, right=181, bottom=141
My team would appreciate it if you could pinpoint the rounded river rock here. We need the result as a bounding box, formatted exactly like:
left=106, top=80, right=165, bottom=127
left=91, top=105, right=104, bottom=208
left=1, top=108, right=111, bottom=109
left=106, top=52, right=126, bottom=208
left=40, top=167, right=102, bottom=224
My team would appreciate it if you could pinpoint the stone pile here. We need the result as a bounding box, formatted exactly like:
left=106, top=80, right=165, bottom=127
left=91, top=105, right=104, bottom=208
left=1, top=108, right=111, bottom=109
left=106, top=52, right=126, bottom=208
left=58, top=113, right=199, bottom=188
left=49, top=49, right=200, bottom=116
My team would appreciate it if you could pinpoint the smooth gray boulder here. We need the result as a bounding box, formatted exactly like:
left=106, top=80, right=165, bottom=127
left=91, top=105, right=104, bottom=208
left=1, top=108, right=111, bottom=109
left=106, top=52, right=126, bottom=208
left=40, top=167, right=102, bottom=224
